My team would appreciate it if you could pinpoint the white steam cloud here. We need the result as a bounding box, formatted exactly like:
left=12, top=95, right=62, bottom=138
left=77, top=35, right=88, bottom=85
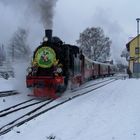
left=0, top=0, right=59, bottom=93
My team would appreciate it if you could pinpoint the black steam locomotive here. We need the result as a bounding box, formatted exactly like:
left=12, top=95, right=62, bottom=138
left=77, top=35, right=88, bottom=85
left=26, top=29, right=82, bottom=98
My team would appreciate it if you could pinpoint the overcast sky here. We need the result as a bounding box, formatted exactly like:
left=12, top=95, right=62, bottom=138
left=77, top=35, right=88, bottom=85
left=0, top=0, right=139, bottom=61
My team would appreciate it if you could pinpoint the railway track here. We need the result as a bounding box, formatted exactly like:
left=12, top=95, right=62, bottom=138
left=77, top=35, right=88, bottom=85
left=0, top=78, right=118, bottom=136
left=72, top=77, right=116, bottom=92
left=0, top=90, right=19, bottom=97
left=0, top=99, right=48, bottom=117
left=0, top=98, right=36, bottom=114
left=63, top=78, right=118, bottom=99
left=0, top=99, right=54, bottom=135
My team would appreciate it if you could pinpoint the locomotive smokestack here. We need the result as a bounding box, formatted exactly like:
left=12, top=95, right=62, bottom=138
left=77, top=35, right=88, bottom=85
left=45, top=29, right=52, bottom=42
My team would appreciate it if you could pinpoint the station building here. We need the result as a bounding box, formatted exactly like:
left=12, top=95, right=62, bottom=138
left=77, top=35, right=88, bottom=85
left=126, top=34, right=140, bottom=77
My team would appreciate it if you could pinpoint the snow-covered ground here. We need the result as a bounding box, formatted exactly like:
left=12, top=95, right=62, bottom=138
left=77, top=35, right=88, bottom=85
left=0, top=77, right=140, bottom=140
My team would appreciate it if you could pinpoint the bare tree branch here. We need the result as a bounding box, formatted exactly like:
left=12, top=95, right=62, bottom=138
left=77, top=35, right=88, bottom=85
left=7, top=28, right=31, bottom=61
left=77, top=27, right=111, bottom=62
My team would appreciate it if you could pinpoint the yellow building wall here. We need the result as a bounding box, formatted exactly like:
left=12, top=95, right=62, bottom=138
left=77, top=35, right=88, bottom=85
left=129, top=37, right=140, bottom=57
left=129, top=35, right=140, bottom=73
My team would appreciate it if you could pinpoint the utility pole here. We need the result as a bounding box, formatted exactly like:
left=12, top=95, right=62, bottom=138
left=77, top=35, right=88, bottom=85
left=136, top=18, right=140, bottom=78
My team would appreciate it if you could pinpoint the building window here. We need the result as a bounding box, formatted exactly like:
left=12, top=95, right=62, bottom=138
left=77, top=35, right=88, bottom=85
left=134, top=63, right=140, bottom=73
left=135, top=47, right=139, bottom=54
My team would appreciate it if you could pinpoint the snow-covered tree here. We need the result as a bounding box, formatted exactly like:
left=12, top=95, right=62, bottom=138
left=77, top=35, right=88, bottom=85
left=8, top=28, right=31, bottom=61
left=76, top=27, right=111, bottom=62
left=121, top=48, right=129, bottom=61
left=116, top=60, right=127, bottom=72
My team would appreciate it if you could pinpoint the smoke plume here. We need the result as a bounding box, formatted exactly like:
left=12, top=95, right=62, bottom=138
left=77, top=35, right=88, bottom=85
left=29, top=0, right=58, bottom=29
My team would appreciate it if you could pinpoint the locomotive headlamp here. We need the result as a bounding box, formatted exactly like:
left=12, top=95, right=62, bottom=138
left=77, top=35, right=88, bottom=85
left=43, top=36, right=48, bottom=42
left=57, top=67, right=62, bottom=73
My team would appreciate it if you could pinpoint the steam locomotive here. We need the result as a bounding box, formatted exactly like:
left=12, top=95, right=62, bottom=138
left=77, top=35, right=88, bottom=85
left=26, top=29, right=116, bottom=99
